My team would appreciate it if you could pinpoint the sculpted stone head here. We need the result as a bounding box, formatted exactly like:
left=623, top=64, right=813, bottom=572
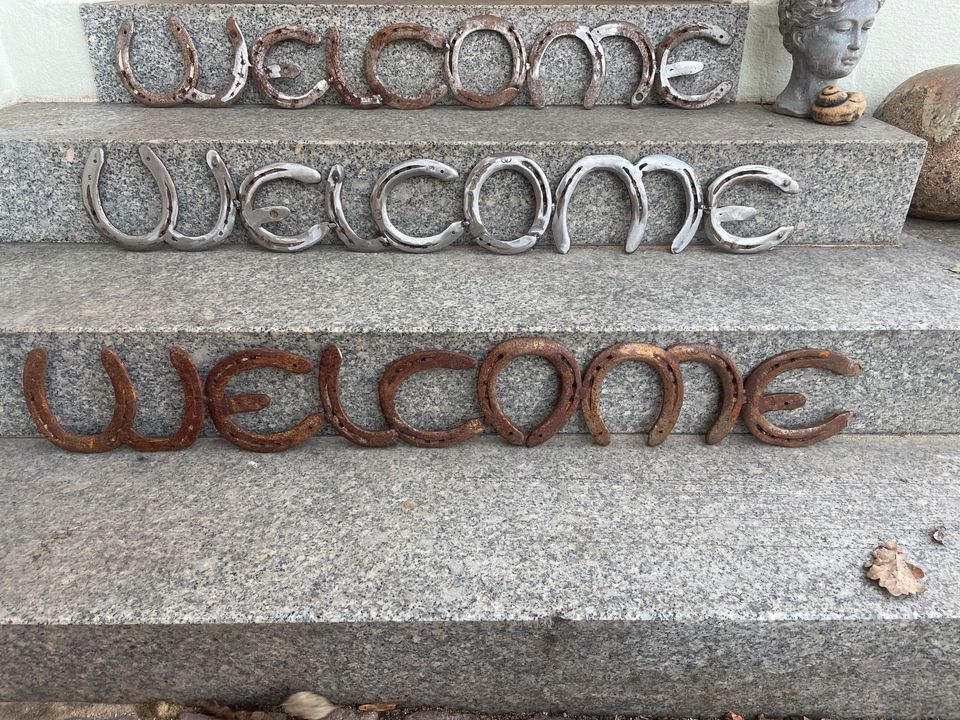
left=774, top=0, right=884, bottom=117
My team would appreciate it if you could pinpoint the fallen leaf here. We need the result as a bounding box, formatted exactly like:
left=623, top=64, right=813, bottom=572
left=283, top=692, right=337, bottom=720
left=198, top=700, right=236, bottom=720
left=725, top=713, right=744, bottom=720
left=933, top=527, right=946, bottom=545
left=866, top=540, right=927, bottom=597
left=358, top=704, right=397, bottom=712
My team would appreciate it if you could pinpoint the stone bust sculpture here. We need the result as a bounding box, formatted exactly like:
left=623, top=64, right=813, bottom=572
left=774, top=0, right=884, bottom=117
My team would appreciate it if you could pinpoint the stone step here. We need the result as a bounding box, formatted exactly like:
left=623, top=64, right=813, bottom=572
left=0, top=219, right=957, bottom=441
left=80, top=1, right=748, bottom=107
left=0, top=102, right=924, bottom=247
left=1, top=433, right=957, bottom=717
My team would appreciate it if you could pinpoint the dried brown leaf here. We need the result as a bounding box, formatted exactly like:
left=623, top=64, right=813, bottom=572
left=358, top=704, right=397, bottom=712
left=282, top=692, right=337, bottom=720
left=865, top=540, right=927, bottom=597
left=198, top=700, right=236, bottom=720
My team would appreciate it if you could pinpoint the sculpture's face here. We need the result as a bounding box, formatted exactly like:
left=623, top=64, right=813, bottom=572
left=793, top=0, right=878, bottom=79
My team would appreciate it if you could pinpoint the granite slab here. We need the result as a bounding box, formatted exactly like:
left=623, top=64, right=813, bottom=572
left=0, top=102, right=926, bottom=247
left=79, top=1, right=748, bottom=107
left=0, top=221, right=958, bottom=439
left=1, top=433, right=958, bottom=717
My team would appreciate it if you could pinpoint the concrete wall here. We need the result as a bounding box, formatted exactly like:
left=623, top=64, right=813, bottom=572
left=0, top=0, right=958, bottom=109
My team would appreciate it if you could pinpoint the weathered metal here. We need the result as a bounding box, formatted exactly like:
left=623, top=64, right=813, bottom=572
left=370, top=159, right=468, bottom=253
left=463, top=155, right=552, bottom=254
left=23, top=348, right=136, bottom=454
left=238, top=162, right=330, bottom=252
left=324, top=165, right=391, bottom=252
left=378, top=350, right=486, bottom=447
left=251, top=25, right=331, bottom=108
left=325, top=26, right=384, bottom=108
left=168, top=149, right=238, bottom=251
left=120, top=347, right=205, bottom=453
left=527, top=21, right=604, bottom=109
left=704, top=165, right=801, bottom=253
left=319, top=344, right=397, bottom=448
left=445, top=15, right=527, bottom=109
left=553, top=155, right=648, bottom=254
left=581, top=343, right=683, bottom=447
left=116, top=16, right=199, bottom=108
left=741, top=348, right=862, bottom=448
left=636, top=154, right=704, bottom=254
left=364, top=23, right=449, bottom=109
left=205, top=349, right=326, bottom=453
left=592, top=21, right=656, bottom=108
left=186, top=16, right=250, bottom=107
left=477, top=337, right=581, bottom=448
left=82, top=145, right=177, bottom=251
left=655, top=23, right=734, bottom=109
left=665, top=343, right=744, bottom=445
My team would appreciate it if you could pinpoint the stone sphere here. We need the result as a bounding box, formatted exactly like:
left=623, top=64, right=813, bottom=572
left=875, top=65, right=960, bottom=221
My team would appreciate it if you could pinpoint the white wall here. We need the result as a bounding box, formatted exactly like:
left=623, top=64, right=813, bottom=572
left=0, top=0, right=957, bottom=108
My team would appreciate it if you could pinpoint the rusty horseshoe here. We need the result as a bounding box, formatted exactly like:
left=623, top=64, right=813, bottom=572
left=742, top=349, right=862, bottom=448
left=656, top=23, right=734, bottom=109
left=319, top=344, right=397, bottom=447
left=445, top=15, right=527, bottom=109
left=23, top=348, right=137, bottom=454
left=666, top=343, right=744, bottom=445
left=204, top=349, right=326, bottom=452
left=477, top=337, right=581, bottom=447
left=186, top=16, right=251, bottom=107
left=581, top=343, right=683, bottom=447
left=527, top=21, right=605, bottom=109
left=378, top=350, right=486, bottom=447
left=116, top=16, right=199, bottom=107
left=325, top=26, right=383, bottom=108
left=364, top=23, right=449, bottom=109
left=251, top=25, right=331, bottom=108
left=592, top=21, right=656, bottom=107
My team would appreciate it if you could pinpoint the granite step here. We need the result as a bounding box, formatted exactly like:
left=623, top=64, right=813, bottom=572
left=80, top=1, right=748, bottom=107
left=0, top=102, right=924, bottom=247
left=0, top=220, right=958, bottom=441
left=1, top=433, right=958, bottom=717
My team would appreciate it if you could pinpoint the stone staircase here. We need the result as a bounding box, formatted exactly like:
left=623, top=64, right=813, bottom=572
left=1, top=1, right=959, bottom=717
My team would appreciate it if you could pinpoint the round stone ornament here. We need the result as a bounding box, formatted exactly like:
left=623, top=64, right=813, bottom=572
left=875, top=65, right=960, bottom=220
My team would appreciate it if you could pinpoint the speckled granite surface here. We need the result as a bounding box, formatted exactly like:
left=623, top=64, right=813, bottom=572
left=0, top=222, right=958, bottom=438
left=0, top=102, right=925, bottom=246
left=80, top=2, right=747, bottom=107
left=0, top=434, right=958, bottom=716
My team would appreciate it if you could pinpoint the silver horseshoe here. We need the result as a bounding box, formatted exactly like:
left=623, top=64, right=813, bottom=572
left=186, top=16, right=250, bottom=107
left=592, top=21, right=656, bottom=108
left=167, top=150, right=238, bottom=251
left=82, top=145, right=177, bottom=251
left=325, top=165, right=390, bottom=252
left=464, top=155, right=552, bottom=255
left=656, top=23, right=734, bottom=109
left=704, top=165, right=801, bottom=254
left=527, top=22, right=605, bottom=109
left=371, top=160, right=467, bottom=254
left=238, top=163, right=329, bottom=252
left=636, top=154, right=704, bottom=254
left=115, top=17, right=199, bottom=107
left=553, top=155, right=648, bottom=254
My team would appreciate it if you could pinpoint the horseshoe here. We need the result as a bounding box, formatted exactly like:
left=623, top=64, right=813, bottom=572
left=167, top=150, right=237, bottom=251
left=115, top=16, right=199, bottom=107
left=581, top=343, right=683, bottom=447
left=378, top=350, right=485, bottom=448
left=186, top=16, right=250, bottom=107
left=705, top=165, right=801, bottom=253
left=592, top=21, right=656, bottom=108
left=364, top=23, right=449, bottom=109
left=23, top=348, right=136, bottom=454
left=636, top=154, right=704, bottom=253
left=742, top=349, right=861, bottom=448
left=325, top=26, right=383, bottom=108
left=371, top=159, right=467, bottom=253
left=251, top=26, right=330, bottom=108
left=319, top=344, right=397, bottom=448
left=477, top=337, right=581, bottom=448
left=204, top=349, right=326, bottom=453
left=463, top=155, right=552, bottom=254
left=82, top=145, right=177, bottom=251
left=239, top=163, right=330, bottom=252
left=553, top=155, right=648, bottom=254
left=666, top=343, right=743, bottom=445
left=527, top=21, right=605, bottom=109
left=445, top=15, right=527, bottom=109
left=324, top=165, right=390, bottom=252
left=118, top=347, right=205, bottom=452
left=656, top=23, right=734, bottom=109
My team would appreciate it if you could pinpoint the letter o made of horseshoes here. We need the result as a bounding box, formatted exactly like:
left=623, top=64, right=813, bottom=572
left=445, top=15, right=527, bottom=109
